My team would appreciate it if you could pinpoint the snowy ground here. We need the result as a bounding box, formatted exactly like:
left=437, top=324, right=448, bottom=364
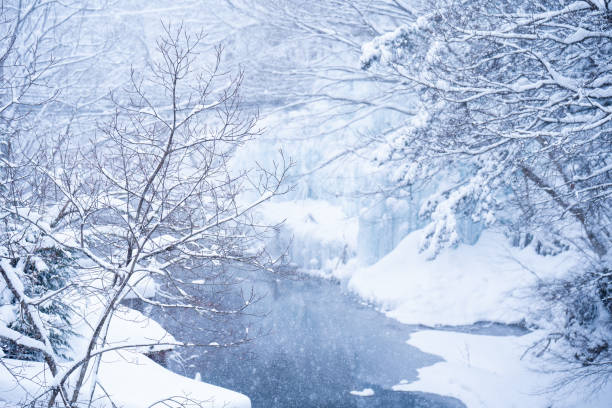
left=0, top=350, right=250, bottom=408
left=394, top=330, right=612, bottom=408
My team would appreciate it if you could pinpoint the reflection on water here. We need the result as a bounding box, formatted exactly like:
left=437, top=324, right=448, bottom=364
left=140, top=272, right=466, bottom=408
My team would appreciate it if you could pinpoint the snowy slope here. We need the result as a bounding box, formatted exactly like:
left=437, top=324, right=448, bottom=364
left=345, top=229, right=577, bottom=326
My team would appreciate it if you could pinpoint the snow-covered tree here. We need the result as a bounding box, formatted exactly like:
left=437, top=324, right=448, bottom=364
left=0, top=20, right=290, bottom=406
left=362, top=0, right=611, bottom=256
left=361, top=0, right=611, bottom=382
left=0, top=0, right=100, bottom=379
left=0, top=246, right=76, bottom=360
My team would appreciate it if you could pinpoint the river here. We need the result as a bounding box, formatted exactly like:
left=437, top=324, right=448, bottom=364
left=137, top=268, right=468, bottom=408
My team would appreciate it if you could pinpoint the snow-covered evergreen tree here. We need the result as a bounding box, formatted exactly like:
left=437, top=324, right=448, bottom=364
left=361, top=0, right=612, bottom=382
left=0, top=245, right=76, bottom=360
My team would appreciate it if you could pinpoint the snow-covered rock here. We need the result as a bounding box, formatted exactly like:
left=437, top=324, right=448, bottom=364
left=106, top=306, right=177, bottom=354
left=350, top=388, right=375, bottom=397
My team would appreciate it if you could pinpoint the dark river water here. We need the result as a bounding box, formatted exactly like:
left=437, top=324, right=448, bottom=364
left=138, top=271, right=466, bottom=408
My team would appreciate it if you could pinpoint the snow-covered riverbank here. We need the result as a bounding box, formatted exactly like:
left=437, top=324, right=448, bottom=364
left=343, top=230, right=612, bottom=407
left=262, top=200, right=612, bottom=407
left=0, top=303, right=250, bottom=408
left=396, top=330, right=612, bottom=408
